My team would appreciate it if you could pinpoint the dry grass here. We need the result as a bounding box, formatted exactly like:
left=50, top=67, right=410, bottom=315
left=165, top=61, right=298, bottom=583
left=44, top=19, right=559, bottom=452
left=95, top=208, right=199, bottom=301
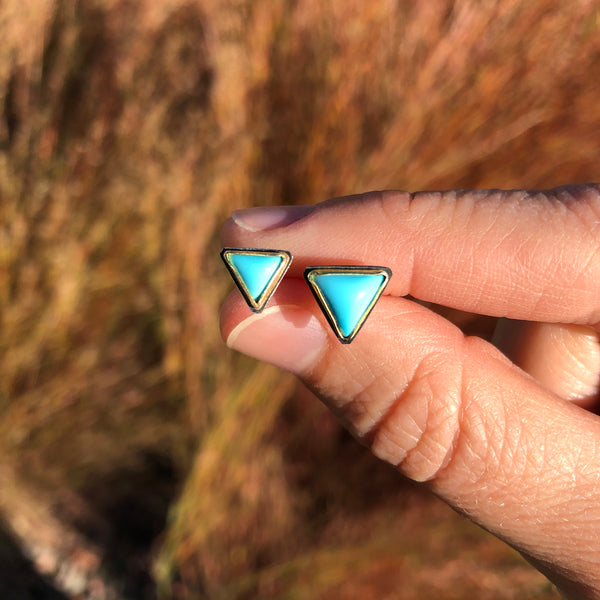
left=0, top=0, right=599, bottom=598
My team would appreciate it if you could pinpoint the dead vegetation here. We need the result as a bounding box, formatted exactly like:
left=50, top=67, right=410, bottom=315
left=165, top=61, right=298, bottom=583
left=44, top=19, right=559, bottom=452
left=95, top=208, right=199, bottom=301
left=0, top=0, right=599, bottom=598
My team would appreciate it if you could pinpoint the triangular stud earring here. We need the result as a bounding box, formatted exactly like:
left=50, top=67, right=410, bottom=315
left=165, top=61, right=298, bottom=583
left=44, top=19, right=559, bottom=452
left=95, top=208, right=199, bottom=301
left=304, top=265, right=392, bottom=343
left=221, top=248, right=292, bottom=312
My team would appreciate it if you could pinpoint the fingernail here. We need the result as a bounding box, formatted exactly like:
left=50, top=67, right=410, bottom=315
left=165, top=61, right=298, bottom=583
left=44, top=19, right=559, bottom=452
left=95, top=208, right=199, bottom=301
left=231, top=205, right=315, bottom=232
left=226, top=305, right=327, bottom=373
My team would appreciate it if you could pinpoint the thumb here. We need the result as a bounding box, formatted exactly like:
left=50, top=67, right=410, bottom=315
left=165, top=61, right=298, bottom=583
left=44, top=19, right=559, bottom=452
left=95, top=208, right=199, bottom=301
left=221, top=277, right=600, bottom=598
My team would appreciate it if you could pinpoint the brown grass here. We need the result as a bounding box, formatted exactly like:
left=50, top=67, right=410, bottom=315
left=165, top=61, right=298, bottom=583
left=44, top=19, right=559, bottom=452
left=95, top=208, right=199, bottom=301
left=0, top=0, right=599, bottom=598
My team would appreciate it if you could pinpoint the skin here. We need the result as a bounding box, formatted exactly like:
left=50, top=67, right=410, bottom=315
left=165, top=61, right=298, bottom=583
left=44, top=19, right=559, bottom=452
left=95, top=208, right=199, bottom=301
left=219, top=184, right=600, bottom=599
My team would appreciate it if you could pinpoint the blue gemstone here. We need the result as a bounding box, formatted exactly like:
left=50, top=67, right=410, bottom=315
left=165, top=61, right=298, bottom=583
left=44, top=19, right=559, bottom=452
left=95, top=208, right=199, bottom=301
left=312, top=273, right=386, bottom=337
left=228, top=253, right=284, bottom=301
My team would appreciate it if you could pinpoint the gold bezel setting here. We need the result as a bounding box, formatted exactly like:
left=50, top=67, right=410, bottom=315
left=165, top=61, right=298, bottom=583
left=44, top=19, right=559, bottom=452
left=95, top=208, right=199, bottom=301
left=221, top=248, right=292, bottom=313
left=304, top=265, right=392, bottom=344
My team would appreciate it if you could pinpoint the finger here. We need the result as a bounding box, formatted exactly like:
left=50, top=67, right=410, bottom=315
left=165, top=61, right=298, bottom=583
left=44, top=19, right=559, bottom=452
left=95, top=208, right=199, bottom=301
left=221, top=284, right=600, bottom=597
left=494, top=319, right=600, bottom=409
left=222, top=184, right=600, bottom=325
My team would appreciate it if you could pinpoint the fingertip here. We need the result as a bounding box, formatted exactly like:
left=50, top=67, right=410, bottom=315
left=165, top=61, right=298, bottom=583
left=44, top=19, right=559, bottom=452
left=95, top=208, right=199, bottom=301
left=220, top=204, right=318, bottom=249
left=219, top=215, right=243, bottom=248
left=219, top=289, right=245, bottom=344
left=219, top=279, right=329, bottom=373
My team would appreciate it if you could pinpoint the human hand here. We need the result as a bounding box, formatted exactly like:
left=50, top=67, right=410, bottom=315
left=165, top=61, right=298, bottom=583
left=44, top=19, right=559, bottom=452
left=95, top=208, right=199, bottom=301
left=220, top=185, right=600, bottom=599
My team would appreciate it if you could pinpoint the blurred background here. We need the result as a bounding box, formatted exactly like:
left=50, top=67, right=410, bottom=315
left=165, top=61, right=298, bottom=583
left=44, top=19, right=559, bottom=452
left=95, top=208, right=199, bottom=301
left=1, top=0, right=599, bottom=598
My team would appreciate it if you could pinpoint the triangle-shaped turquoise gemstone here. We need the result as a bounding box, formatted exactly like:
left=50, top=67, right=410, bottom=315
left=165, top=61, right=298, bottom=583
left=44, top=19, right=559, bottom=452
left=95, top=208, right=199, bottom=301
left=228, top=253, right=284, bottom=302
left=312, top=272, right=386, bottom=338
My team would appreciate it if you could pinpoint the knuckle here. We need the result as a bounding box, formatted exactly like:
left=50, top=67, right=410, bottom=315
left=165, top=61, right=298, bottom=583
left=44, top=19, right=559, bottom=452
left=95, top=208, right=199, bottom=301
left=434, top=336, right=522, bottom=492
left=366, top=348, right=464, bottom=482
left=376, top=189, right=412, bottom=222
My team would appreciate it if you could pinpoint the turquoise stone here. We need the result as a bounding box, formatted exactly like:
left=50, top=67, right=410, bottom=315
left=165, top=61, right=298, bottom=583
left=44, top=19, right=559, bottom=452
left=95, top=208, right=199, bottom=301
left=228, top=253, right=284, bottom=301
left=312, top=273, right=386, bottom=338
